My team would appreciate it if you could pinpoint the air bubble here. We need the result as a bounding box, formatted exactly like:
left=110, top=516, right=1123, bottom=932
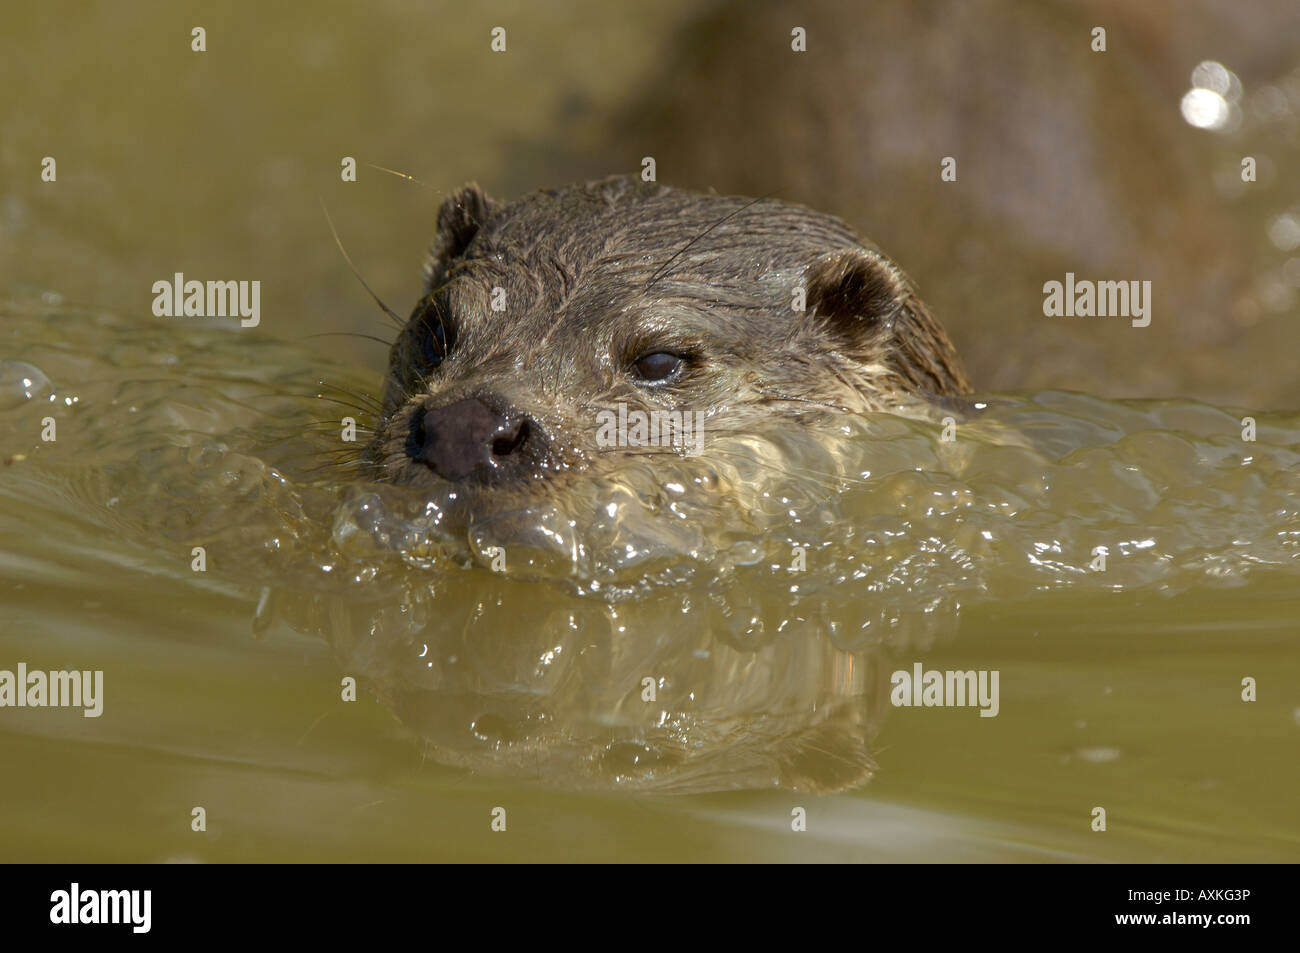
left=0, top=361, right=54, bottom=408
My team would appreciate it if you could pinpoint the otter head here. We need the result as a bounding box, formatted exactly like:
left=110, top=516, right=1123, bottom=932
left=369, top=175, right=970, bottom=512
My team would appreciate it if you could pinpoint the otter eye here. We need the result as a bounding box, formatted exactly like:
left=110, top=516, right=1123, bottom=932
left=633, top=351, right=685, bottom=383
left=419, top=315, right=454, bottom=369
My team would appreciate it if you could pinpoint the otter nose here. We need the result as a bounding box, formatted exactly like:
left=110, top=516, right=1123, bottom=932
left=408, top=397, right=535, bottom=482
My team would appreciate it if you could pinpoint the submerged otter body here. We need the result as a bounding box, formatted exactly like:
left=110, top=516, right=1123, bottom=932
left=370, top=176, right=970, bottom=508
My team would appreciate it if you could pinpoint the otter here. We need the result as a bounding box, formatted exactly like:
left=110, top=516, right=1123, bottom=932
left=342, top=175, right=975, bottom=792
left=368, top=175, right=970, bottom=502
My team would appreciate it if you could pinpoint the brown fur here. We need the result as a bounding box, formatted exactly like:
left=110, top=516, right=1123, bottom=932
left=371, top=175, right=971, bottom=489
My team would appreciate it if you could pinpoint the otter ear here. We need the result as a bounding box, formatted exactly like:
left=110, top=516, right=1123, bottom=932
left=804, top=248, right=909, bottom=337
left=424, top=183, right=502, bottom=289
left=804, top=247, right=973, bottom=397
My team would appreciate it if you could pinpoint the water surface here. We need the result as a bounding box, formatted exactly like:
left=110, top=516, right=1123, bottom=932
left=2, top=300, right=1296, bottom=860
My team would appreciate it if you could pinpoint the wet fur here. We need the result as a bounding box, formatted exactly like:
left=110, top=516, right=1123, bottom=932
left=371, top=174, right=972, bottom=489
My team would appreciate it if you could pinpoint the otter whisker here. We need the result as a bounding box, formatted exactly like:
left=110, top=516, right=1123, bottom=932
left=321, top=391, right=384, bottom=415
left=645, top=194, right=770, bottom=290
left=752, top=373, right=862, bottom=416
left=365, top=163, right=443, bottom=194
left=319, top=197, right=406, bottom=329
left=304, top=452, right=371, bottom=467
left=308, top=436, right=379, bottom=447
left=305, top=411, right=380, bottom=428
left=305, top=331, right=395, bottom=348
left=313, top=393, right=382, bottom=417
left=300, top=435, right=375, bottom=455
left=315, top=380, right=385, bottom=410
left=296, top=459, right=369, bottom=479
left=305, top=416, right=379, bottom=429
left=303, top=426, right=378, bottom=439
left=750, top=395, right=854, bottom=414
left=300, top=450, right=369, bottom=466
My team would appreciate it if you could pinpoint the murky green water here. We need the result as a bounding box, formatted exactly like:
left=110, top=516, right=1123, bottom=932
left=2, top=301, right=1296, bottom=861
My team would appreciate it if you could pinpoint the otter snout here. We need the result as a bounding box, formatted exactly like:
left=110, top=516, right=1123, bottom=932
left=406, top=396, right=542, bottom=483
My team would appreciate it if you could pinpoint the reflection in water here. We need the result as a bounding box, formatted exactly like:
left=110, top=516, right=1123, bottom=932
left=3, top=304, right=1297, bottom=794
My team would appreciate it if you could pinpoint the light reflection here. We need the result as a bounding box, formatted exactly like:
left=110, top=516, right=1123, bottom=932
left=1181, top=88, right=1227, bottom=129
left=1181, top=60, right=1242, bottom=132
left=1267, top=214, right=1300, bottom=252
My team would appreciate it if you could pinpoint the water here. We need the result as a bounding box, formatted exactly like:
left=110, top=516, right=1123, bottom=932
left=3, top=299, right=1297, bottom=860
left=3, top=0, right=1298, bottom=862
